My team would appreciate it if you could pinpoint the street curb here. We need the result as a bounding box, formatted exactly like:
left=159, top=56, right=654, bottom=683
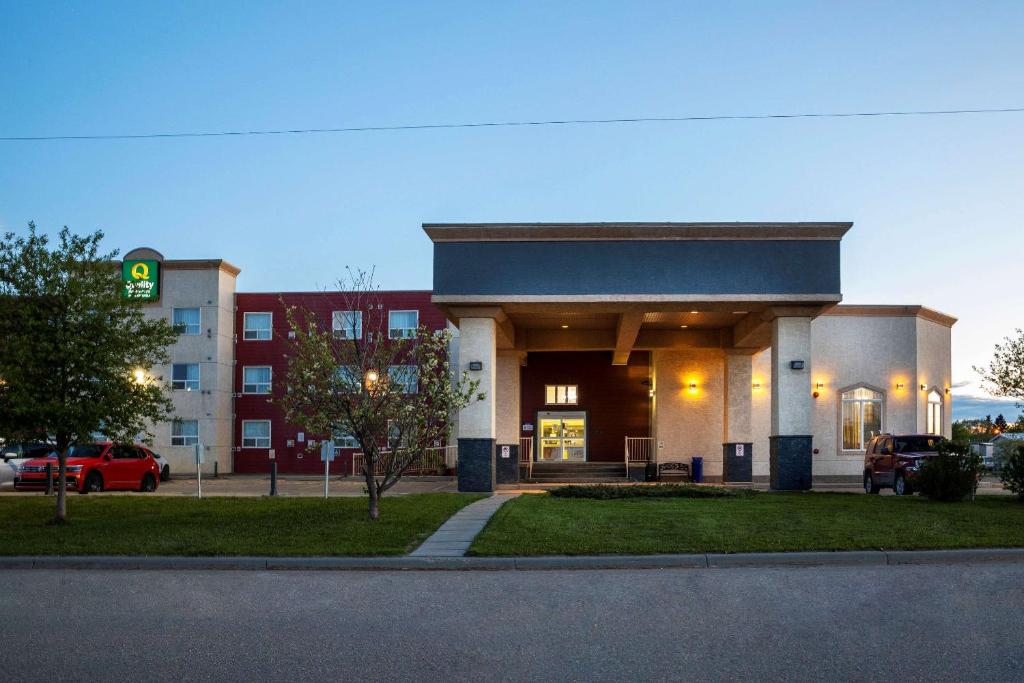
left=2, top=548, right=1023, bottom=571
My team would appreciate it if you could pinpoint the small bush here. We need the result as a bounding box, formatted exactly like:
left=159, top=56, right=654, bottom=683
left=916, top=441, right=981, bottom=502
left=549, top=484, right=754, bottom=499
left=999, top=444, right=1024, bottom=500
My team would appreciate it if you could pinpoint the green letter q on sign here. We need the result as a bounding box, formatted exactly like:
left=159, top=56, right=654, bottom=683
left=122, top=259, right=160, bottom=300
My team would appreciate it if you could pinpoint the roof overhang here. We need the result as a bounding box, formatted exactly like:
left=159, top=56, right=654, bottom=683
left=423, top=222, right=853, bottom=242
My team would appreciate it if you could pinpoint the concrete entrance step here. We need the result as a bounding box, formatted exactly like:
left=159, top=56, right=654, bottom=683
left=525, top=477, right=630, bottom=483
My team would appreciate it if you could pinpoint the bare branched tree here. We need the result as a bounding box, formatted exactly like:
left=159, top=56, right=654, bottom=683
left=276, top=268, right=482, bottom=519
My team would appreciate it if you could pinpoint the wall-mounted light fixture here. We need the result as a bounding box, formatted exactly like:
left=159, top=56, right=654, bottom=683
left=815, top=381, right=824, bottom=390
left=790, top=360, right=805, bottom=370
left=919, top=384, right=927, bottom=391
left=679, top=324, right=688, bottom=329
left=752, top=382, right=761, bottom=390
left=648, top=388, right=655, bottom=398
left=561, top=324, right=569, bottom=329
left=896, top=382, right=905, bottom=390
left=688, top=382, right=698, bottom=392
left=945, top=387, right=951, bottom=395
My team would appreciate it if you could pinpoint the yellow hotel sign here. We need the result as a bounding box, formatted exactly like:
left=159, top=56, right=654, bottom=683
left=122, top=259, right=160, bottom=300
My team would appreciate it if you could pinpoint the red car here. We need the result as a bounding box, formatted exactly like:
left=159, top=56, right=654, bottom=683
left=14, top=442, right=161, bottom=494
left=863, top=434, right=946, bottom=496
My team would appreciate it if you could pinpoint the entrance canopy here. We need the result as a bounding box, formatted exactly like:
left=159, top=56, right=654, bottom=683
left=426, top=222, right=851, bottom=363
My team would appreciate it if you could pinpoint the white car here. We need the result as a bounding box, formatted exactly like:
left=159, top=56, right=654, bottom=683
left=152, top=452, right=171, bottom=482
left=2, top=443, right=58, bottom=487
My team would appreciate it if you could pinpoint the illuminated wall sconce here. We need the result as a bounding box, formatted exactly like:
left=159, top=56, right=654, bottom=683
left=920, top=384, right=927, bottom=391
left=752, top=382, right=761, bottom=390
left=688, top=382, right=698, bottom=392
left=815, top=381, right=824, bottom=390
left=648, top=389, right=655, bottom=398
left=945, top=387, right=951, bottom=395
left=896, top=382, right=905, bottom=390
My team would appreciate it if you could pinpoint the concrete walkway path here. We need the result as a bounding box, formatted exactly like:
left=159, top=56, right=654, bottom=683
left=409, top=493, right=519, bottom=557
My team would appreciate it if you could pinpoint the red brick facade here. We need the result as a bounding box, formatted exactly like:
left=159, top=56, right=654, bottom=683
left=232, top=291, right=446, bottom=474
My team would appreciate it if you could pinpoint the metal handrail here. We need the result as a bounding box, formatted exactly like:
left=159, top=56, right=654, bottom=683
left=519, top=437, right=534, bottom=480
left=351, top=445, right=457, bottom=477
left=624, top=436, right=653, bottom=472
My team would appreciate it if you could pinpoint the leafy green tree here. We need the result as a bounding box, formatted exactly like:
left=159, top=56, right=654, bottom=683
left=0, top=223, right=176, bottom=523
left=276, top=269, right=482, bottom=520
left=975, top=329, right=1024, bottom=407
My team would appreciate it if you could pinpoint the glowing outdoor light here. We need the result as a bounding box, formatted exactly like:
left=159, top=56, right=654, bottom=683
left=133, top=369, right=146, bottom=384
left=364, top=369, right=379, bottom=391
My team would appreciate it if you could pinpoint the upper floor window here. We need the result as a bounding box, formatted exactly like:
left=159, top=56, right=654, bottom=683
left=171, top=419, right=199, bottom=446
left=841, top=386, right=883, bottom=450
left=172, top=363, right=200, bottom=391
left=545, top=385, right=578, bottom=405
left=333, top=310, right=362, bottom=340
left=243, top=312, right=272, bottom=340
left=388, top=365, right=418, bottom=394
left=388, top=310, right=419, bottom=339
left=172, top=307, right=201, bottom=335
left=242, top=366, right=272, bottom=394
left=242, top=420, right=271, bottom=448
left=927, top=390, right=943, bottom=435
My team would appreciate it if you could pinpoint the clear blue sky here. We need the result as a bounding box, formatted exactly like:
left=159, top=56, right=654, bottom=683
left=1, top=1, right=1022, bottom=416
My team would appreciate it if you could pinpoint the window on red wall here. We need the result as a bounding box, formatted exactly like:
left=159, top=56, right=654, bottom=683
left=545, top=385, right=578, bottom=405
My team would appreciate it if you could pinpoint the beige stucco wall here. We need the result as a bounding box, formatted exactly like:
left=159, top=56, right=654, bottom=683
left=652, top=349, right=726, bottom=479
left=915, top=317, right=953, bottom=438
left=809, top=314, right=918, bottom=477
left=751, top=348, right=772, bottom=478
left=142, top=264, right=237, bottom=475
left=457, top=317, right=497, bottom=439
left=495, top=350, right=522, bottom=444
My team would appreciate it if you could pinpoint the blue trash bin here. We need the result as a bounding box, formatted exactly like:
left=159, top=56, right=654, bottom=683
left=691, top=456, right=704, bottom=483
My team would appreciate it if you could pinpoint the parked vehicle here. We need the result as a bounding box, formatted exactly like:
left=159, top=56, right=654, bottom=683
left=2, top=443, right=58, bottom=486
left=863, top=434, right=946, bottom=495
left=14, top=442, right=161, bottom=494
left=153, top=452, right=171, bottom=481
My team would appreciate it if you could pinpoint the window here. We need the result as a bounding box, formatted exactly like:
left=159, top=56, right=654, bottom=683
left=841, top=386, right=884, bottom=450
left=242, top=420, right=271, bottom=448
left=545, top=385, right=579, bottom=405
left=927, top=390, right=943, bottom=435
left=172, top=307, right=201, bottom=335
left=243, top=366, right=272, bottom=394
left=243, top=312, right=272, bottom=340
left=388, top=365, right=418, bottom=393
left=388, top=310, right=419, bottom=339
left=332, top=310, right=362, bottom=340
left=332, top=427, right=360, bottom=450
left=336, top=365, right=361, bottom=392
left=172, top=363, right=200, bottom=391
left=171, top=420, right=199, bottom=446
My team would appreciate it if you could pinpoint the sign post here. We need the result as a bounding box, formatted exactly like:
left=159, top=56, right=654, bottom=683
left=320, top=440, right=335, bottom=498
left=194, top=443, right=205, bottom=499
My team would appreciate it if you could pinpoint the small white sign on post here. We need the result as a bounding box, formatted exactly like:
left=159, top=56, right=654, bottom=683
left=736, top=444, right=745, bottom=458
left=500, top=445, right=511, bottom=459
left=320, top=440, right=335, bottom=498
left=194, top=443, right=205, bottom=499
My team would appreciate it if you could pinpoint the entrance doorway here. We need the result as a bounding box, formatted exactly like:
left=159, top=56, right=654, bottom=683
left=537, top=411, right=586, bottom=461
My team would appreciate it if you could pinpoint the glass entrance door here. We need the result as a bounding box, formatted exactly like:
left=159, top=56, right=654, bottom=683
left=537, top=412, right=586, bottom=461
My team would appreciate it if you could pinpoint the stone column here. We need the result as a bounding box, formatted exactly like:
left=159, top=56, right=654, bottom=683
left=769, top=317, right=813, bottom=490
left=723, top=351, right=753, bottom=482
left=494, top=350, right=523, bottom=484
left=457, top=317, right=497, bottom=492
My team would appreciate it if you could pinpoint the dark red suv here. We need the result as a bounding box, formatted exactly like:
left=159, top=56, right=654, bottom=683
left=863, top=434, right=946, bottom=496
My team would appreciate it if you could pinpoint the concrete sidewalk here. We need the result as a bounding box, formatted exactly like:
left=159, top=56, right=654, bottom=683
left=3, top=547, right=1023, bottom=571
left=410, top=493, right=519, bottom=557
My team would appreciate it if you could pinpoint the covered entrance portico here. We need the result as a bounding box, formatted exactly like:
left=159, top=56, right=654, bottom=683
left=425, top=222, right=851, bottom=492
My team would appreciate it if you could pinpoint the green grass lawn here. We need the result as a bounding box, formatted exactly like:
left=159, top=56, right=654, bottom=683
left=0, top=494, right=483, bottom=556
left=469, top=492, right=1024, bottom=556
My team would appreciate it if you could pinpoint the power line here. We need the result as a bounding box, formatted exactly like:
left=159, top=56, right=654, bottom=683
left=2, top=106, right=1022, bottom=142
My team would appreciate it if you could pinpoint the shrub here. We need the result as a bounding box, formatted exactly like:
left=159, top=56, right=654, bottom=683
left=549, top=484, right=754, bottom=499
left=999, top=444, right=1024, bottom=500
left=916, top=441, right=981, bottom=502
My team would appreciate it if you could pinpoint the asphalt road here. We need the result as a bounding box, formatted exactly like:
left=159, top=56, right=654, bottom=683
left=2, top=563, right=1022, bottom=682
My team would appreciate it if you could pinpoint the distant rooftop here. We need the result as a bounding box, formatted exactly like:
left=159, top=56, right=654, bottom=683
left=423, top=222, right=853, bottom=242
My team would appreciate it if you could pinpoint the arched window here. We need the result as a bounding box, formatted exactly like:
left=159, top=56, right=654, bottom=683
left=927, top=390, right=943, bottom=435
left=841, top=386, right=884, bottom=451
